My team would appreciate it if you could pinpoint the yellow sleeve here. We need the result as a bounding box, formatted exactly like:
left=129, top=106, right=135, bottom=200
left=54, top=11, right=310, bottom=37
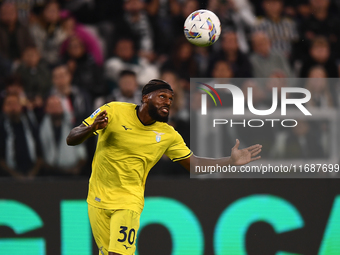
left=83, top=103, right=112, bottom=135
left=165, top=130, right=192, bottom=162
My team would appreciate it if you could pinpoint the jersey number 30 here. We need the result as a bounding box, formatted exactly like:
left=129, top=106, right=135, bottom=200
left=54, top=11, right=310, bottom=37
left=117, top=226, right=136, bottom=245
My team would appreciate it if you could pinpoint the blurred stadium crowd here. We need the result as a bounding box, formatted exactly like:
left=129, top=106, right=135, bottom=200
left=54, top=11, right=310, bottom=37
left=0, top=0, right=339, bottom=179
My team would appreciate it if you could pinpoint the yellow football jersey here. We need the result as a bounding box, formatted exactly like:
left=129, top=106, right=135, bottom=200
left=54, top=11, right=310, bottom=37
left=83, top=102, right=192, bottom=214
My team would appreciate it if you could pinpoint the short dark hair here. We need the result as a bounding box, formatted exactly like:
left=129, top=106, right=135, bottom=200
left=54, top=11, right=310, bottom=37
left=52, top=64, right=71, bottom=74
left=114, top=36, right=136, bottom=51
left=3, top=93, right=21, bottom=106
left=119, top=70, right=136, bottom=79
left=5, top=75, right=23, bottom=88
left=263, top=0, right=283, bottom=2
left=311, top=36, right=329, bottom=49
left=142, top=79, right=173, bottom=96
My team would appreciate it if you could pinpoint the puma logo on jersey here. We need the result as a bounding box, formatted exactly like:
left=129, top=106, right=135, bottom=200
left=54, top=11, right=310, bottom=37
left=123, top=245, right=131, bottom=249
left=153, top=131, right=165, bottom=142
left=122, top=125, right=132, bottom=130
left=99, top=246, right=104, bottom=255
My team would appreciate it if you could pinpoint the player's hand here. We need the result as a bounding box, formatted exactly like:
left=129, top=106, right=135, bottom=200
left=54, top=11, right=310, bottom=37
left=230, top=139, right=262, bottom=166
left=91, top=110, right=108, bottom=132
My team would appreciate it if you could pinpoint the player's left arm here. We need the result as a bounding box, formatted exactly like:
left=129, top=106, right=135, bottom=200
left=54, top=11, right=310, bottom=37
left=178, top=139, right=262, bottom=173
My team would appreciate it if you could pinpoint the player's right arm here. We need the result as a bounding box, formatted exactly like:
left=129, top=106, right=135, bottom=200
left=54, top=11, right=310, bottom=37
left=66, top=110, right=108, bottom=146
left=178, top=139, right=262, bottom=173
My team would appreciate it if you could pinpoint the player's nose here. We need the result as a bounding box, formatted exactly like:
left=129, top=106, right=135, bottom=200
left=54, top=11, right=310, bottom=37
left=164, top=98, right=172, bottom=106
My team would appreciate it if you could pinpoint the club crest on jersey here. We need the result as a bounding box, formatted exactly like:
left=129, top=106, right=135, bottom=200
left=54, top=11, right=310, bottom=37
left=153, top=131, right=165, bottom=143
left=90, top=108, right=101, bottom=118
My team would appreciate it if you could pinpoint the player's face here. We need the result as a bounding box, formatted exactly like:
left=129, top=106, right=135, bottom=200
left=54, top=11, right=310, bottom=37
left=148, top=90, right=173, bottom=122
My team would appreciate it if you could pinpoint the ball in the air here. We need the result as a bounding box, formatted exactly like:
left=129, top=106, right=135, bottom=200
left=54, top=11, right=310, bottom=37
left=184, top=9, right=221, bottom=47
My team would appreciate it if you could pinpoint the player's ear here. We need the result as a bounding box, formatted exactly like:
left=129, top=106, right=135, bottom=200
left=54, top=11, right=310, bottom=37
left=142, top=94, right=148, bottom=104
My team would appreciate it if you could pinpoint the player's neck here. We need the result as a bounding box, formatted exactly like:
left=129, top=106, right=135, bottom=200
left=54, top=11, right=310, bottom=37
left=137, top=104, right=156, bottom=125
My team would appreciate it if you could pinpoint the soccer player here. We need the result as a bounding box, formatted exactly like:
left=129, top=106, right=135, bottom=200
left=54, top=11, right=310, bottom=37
left=66, top=79, right=262, bottom=255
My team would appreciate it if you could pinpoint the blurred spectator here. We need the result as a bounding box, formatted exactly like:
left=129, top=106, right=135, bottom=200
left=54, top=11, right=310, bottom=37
left=208, top=0, right=256, bottom=53
left=96, top=70, right=141, bottom=107
left=250, top=31, right=293, bottom=77
left=299, top=0, right=340, bottom=59
left=40, top=95, right=86, bottom=176
left=60, top=0, right=123, bottom=58
left=161, top=69, right=189, bottom=145
left=105, top=37, right=159, bottom=88
left=15, top=46, right=52, bottom=98
left=50, top=65, right=92, bottom=125
left=208, top=31, right=252, bottom=77
left=30, top=1, right=67, bottom=67
left=162, top=38, right=199, bottom=80
left=264, top=70, right=288, bottom=105
left=304, top=66, right=334, bottom=108
left=241, top=79, right=266, bottom=109
left=112, top=70, right=141, bottom=104
left=161, top=70, right=189, bottom=124
left=0, top=75, right=44, bottom=126
left=283, top=120, right=325, bottom=159
left=144, top=0, right=181, bottom=54
left=201, top=61, right=239, bottom=157
left=295, top=0, right=311, bottom=24
left=0, top=76, right=26, bottom=112
left=211, top=60, right=233, bottom=80
left=209, top=60, right=234, bottom=108
left=58, top=0, right=96, bottom=23
left=236, top=79, right=275, bottom=157
left=0, top=53, right=13, bottom=90
left=3, top=0, right=45, bottom=24
left=59, top=0, right=125, bottom=24
left=281, top=0, right=298, bottom=17
left=115, top=0, right=155, bottom=60
left=299, top=36, right=338, bottom=78
left=254, top=0, right=298, bottom=57
left=62, top=35, right=106, bottom=98
left=145, top=0, right=181, bottom=20
left=196, top=60, right=234, bottom=156
left=0, top=2, right=35, bottom=62
left=172, top=0, right=199, bottom=40
left=60, top=10, right=104, bottom=66
left=0, top=94, right=42, bottom=179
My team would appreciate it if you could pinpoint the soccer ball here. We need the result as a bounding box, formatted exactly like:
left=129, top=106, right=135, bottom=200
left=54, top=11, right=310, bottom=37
left=184, top=9, right=221, bottom=47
